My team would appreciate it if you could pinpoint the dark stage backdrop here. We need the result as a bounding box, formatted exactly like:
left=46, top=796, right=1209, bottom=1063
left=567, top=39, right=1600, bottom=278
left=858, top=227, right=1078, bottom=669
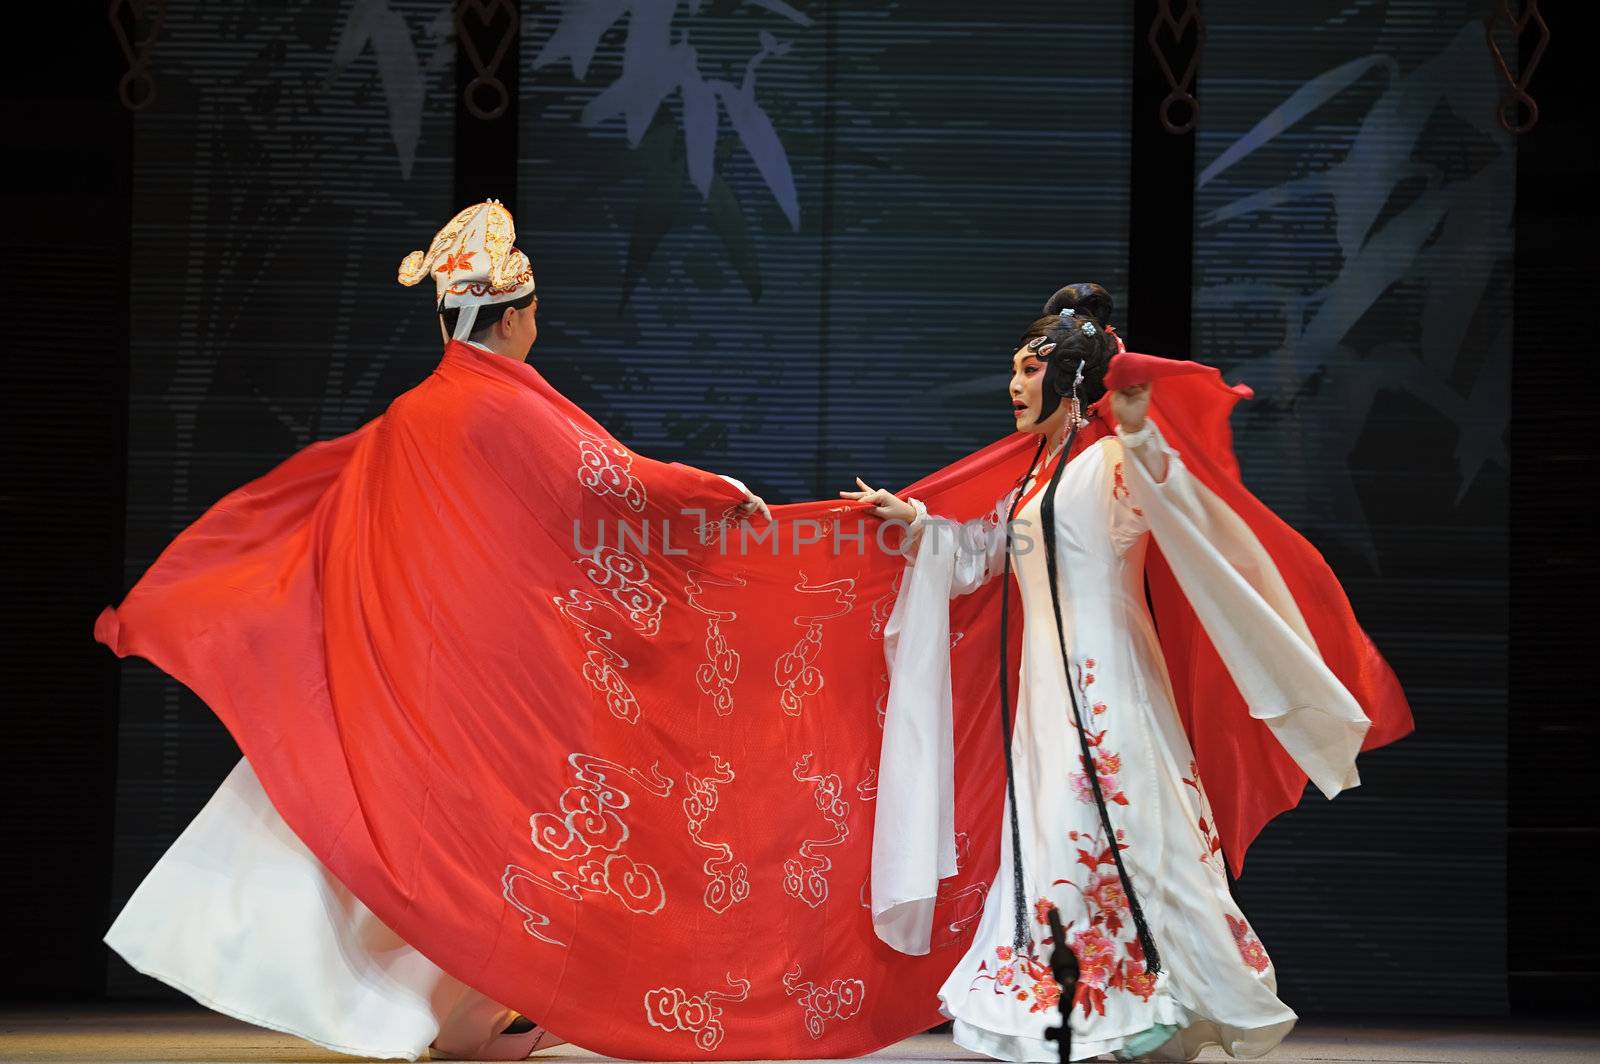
left=514, top=2, right=1132, bottom=501
left=1192, top=2, right=1509, bottom=1013
left=104, top=0, right=1507, bottom=1019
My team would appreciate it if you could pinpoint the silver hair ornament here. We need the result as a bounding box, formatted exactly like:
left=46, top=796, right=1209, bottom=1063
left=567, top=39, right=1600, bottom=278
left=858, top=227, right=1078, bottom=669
left=1059, top=307, right=1100, bottom=336
left=1071, top=359, right=1089, bottom=427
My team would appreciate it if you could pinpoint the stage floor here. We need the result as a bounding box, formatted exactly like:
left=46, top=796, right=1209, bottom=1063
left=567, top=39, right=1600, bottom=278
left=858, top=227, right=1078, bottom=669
left=1, top=1008, right=1595, bottom=1064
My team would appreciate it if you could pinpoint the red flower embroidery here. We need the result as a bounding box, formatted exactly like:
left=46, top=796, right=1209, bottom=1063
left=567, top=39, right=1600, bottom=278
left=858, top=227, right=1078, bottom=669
left=1029, top=976, right=1062, bottom=1012
left=1185, top=764, right=1227, bottom=871
left=1049, top=816, right=1156, bottom=1018
left=1112, top=463, right=1145, bottom=516
left=1227, top=914, right=1272, bottom=973
left=975, top=920, right=1079, bottom=1014
left=1123, top=964, right=1159, bottom=1002
left=1067, top=668, right=1128, bottom=804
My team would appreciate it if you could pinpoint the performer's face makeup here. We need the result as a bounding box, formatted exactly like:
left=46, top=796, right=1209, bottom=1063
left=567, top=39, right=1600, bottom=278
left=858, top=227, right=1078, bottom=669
left=1010, top=344, right=1065, bottom=435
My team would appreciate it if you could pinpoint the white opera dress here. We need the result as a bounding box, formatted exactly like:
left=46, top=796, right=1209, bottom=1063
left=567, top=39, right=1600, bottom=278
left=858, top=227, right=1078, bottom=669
left=872, top=422, right=1372, bottom=1062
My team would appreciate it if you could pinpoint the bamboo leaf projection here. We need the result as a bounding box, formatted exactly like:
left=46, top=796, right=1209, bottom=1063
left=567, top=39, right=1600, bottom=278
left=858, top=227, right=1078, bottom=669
left=530, top=0, right=811, bottom=302
left=1195, top=21, right=1511, bottom=561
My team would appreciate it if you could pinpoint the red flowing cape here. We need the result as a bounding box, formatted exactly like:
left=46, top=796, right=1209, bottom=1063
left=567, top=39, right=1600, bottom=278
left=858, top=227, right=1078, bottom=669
left=1096, top=353, right=1412, bottom=870
left=97, top=342, right=1408, bottom=1057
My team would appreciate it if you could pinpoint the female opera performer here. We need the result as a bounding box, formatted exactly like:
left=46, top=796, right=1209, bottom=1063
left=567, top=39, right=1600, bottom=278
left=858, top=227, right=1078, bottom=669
left=846, top=284, right=1412, bottom=1061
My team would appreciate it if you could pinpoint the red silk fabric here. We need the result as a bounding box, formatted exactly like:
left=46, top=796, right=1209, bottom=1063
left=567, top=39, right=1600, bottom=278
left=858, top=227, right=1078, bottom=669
left=97, top=343, right=1407, bottom=1056
left=1095, top=353, right=1413, bottom=872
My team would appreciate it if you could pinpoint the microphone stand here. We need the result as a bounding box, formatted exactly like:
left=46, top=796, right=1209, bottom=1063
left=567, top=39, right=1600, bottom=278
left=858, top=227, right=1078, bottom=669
left=1042, top=906, right=1080, bottom=1062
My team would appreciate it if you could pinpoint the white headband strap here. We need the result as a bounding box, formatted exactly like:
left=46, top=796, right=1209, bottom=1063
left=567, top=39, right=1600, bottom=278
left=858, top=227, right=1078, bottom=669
left=450, top=303, right=481, bottom=342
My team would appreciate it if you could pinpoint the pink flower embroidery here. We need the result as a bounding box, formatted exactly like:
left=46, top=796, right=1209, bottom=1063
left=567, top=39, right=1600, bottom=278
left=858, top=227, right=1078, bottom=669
left=1072, top=927, right=1116, bottom=988
left=1070, top=758, right=1121, bottom=805
left=1085, top=872, right=1128, bottom=915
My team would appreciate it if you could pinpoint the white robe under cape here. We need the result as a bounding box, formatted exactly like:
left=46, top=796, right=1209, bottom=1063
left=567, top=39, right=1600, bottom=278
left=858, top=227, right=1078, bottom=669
left=106, top=759, right=553, bottom=1061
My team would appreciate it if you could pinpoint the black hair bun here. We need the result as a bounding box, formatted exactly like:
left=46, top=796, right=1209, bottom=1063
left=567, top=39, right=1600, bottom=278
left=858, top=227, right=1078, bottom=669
left=1042, top=282, right=1115, bottom=328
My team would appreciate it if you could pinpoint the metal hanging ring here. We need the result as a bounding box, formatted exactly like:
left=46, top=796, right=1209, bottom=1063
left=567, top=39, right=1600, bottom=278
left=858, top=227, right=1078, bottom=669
left=1160, top=93, right=1199, bottom=136
left=118, top=70, right=157, bottom=112
left=454, top=0, right=520, bottom=122
left=1497, top=92, right=1540, bottom=135
left=1147, top=0, right=1206, bottom=135
left=464, top=75, right=510, bottom=122
left=1485, top=0, right=1549, bottom=135
left=109, top=0, right=167, bottom=113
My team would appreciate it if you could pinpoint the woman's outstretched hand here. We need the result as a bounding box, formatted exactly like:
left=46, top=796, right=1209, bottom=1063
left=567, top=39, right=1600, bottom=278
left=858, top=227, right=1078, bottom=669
left=1110, top=380, right=1153, bottom=434
left=839, top=477, right=917, bottom=524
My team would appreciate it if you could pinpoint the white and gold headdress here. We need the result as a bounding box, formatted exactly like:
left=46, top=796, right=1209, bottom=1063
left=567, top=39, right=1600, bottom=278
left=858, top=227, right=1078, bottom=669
left=398, top=199, right=536, bottom=342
